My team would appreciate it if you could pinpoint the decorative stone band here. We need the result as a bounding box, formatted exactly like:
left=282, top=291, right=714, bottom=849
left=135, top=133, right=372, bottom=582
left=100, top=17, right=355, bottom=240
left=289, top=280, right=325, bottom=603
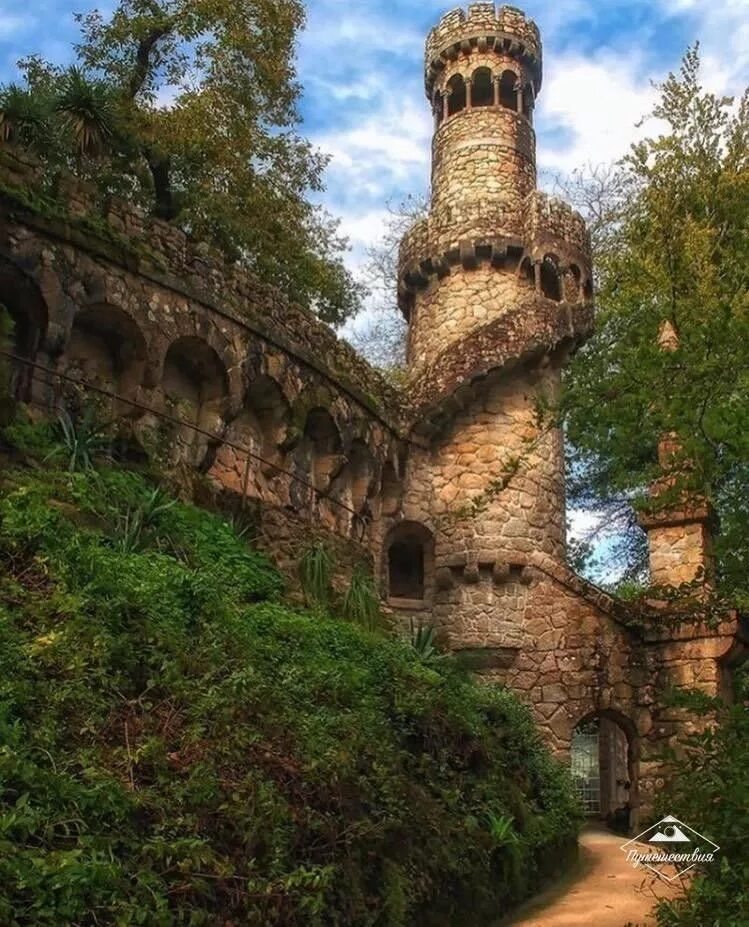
left=397, top=233, right=591, bottom=319
left=407, top=298, right=594, bottom=431
left=638, top=500, right=713, bottom=531
left=425, top=5, right=542, bottom=97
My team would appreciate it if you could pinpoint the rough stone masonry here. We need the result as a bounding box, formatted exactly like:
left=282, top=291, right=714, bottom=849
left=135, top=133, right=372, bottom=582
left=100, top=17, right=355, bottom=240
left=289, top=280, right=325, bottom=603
left=0, top=3, right=744, bottom=826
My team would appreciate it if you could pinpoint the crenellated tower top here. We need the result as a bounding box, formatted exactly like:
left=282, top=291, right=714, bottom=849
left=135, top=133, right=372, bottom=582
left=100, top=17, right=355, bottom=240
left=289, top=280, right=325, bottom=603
left=425, top=5, right=542, bottom=101
left=398, top=4, right=593, bottom=387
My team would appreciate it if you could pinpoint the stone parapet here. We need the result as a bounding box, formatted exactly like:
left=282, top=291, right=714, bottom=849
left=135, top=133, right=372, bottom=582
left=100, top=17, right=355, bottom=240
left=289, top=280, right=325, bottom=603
left=425, top=5, right=542, bottom=96
left=527, top=191, right=591, bottom=260
left=409, top=298, right=594, bottom=430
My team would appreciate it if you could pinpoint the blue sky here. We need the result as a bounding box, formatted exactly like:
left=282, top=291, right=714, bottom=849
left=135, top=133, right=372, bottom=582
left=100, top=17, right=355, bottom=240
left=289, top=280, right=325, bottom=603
left=1, top=0, right=747, bottom=564
left=2, top=0, right=747, bottom=272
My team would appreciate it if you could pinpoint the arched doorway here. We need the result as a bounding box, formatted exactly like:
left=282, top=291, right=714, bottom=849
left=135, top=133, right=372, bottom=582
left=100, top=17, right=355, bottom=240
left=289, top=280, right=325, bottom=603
left=571, top=711, right=638, bottom=831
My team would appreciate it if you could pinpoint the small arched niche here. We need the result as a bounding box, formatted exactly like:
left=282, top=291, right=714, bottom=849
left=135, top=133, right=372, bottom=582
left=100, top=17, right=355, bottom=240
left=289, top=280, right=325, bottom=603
left=472, top=67, right=494, bottom=108
left=162, top=336, right=229, bottom=467
left=540, top=255, right=562, bottom=302
left=67, top=305, right=147, bottom=399
left=0, top=256, right=49, bottom=402
left=499, top=70, right=518, bottom=111
left=384, top=521, right=434, bottom=605
left=447, top=74, right=467, bottom=117
left=303, top=407, right=343, bottom=493
left=213, top=374, right=289, bottom=499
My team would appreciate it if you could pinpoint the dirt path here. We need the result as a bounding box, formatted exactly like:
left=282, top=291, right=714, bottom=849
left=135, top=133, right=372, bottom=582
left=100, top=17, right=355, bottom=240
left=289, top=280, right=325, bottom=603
left=503, top=826, right=677, bottom=927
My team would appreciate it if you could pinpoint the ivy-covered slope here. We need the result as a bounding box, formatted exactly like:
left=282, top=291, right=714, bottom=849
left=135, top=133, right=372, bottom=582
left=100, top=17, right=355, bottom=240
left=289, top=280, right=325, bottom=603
left=0, top=455, right=580, bottom=926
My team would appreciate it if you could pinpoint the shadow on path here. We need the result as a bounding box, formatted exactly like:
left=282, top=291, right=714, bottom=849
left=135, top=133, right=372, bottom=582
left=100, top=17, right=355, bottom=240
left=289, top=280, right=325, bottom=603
left=500, top=825, right=678, bottom=927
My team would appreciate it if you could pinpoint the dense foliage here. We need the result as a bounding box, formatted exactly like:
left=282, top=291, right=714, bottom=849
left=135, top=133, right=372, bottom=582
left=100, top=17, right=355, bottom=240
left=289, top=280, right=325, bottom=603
left=653, top=675, right=749, bottom=927
left=562, top=50, right=749, bottom=603
left=0, top=0, right=360, bottom=324
left=0, top=441, right=580, bottom=925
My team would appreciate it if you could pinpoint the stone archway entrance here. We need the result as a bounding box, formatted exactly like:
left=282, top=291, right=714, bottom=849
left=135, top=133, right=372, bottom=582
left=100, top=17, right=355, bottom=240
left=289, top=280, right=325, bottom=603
left=571, top=711, right=638, bottom=831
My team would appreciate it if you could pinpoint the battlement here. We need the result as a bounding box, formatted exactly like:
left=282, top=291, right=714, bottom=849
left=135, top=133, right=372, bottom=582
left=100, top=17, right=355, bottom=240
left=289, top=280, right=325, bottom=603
left=527, top=192, right=591, bottom=258
left=425, top=4, right=542, bottom=96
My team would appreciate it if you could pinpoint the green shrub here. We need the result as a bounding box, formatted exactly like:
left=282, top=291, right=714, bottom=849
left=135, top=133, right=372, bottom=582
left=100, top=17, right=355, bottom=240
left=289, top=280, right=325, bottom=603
left=0, top=462, right=580, bottom=926
left=654, top=677, right=749, bottom=927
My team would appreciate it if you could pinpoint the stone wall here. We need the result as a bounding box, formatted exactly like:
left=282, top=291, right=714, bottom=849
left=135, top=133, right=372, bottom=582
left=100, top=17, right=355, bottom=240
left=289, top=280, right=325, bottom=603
left=0, top=143, right=409, bottom=553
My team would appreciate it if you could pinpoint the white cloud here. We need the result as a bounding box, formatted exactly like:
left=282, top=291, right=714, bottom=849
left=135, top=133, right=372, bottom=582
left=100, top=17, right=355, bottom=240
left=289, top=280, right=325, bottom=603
left=537, top=51, right=660, bottom=174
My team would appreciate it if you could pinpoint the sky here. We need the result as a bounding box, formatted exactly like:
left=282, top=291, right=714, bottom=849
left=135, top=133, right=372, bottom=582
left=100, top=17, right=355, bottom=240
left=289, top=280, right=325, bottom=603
left=1, top=0, right=747, bottom=572
left=2, top=0, right=747, bottom=279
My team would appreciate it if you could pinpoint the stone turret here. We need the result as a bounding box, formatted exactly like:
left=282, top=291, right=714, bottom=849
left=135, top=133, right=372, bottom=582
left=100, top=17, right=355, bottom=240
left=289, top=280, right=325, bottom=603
left=399, top=4, right=593, bottom=379
left=392, top=5, right=595, bottom=641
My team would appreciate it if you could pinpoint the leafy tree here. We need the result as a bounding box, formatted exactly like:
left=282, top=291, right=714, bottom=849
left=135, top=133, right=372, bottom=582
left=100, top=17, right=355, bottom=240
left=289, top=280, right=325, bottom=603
left=1, top=0, right=360, bottom=324
left=561, top=48, right=749, bottom=606
left=347, top=196, right=427, bottom=371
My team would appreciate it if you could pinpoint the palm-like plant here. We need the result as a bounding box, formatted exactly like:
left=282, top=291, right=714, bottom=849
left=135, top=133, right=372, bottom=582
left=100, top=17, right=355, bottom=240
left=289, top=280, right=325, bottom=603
left=0, top=84, right=52, bottom=149
left=54, top=67, right=117, bottom=159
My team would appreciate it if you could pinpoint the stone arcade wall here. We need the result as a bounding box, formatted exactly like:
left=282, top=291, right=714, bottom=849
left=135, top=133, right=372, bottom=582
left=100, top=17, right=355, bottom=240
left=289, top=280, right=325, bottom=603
left=0, top=143, right=407, bottom=573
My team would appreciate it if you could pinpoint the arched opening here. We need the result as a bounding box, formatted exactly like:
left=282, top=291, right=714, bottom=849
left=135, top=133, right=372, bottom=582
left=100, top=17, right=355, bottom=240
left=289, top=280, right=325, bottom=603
left=540, top=255, right=562, bottom=302
left=0, top=257, right=49, bottom=403
left=380, top=461, right=403, bottom=517
left=499, top=70, right=518, bottom=110
left=522, top=83, right=534, bottom=120
left=447, top=74, right=467, bottom=117
left=67, top=305, right=146, bottom=398
left=564, top=264, right=581, bottom=303
left=304, top=407, right=343, bottom=493
left=384, top=522, right=434, bottom=604
left=434, top=90, right=444, bottom=127
left=472, top=67, right=493, bottom=108
left=162, top=336, right=228, bottom=467
left=518, top=257, right=535, bottom=292
left=212, top=375, right=289, bottom=500
left=571, top=712, right=638, bottom=832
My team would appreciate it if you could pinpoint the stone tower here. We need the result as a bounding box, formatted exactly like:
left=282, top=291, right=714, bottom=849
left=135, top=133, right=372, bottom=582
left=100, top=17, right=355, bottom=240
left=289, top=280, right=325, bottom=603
left=392, top=4, right=595, bottom=651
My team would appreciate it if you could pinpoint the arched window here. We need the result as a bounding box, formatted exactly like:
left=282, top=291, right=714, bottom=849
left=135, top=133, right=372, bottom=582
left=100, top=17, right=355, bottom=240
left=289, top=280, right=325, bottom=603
left=499, top=70, right=518, bottom=110
left=472, top=67, right=493, bottom=108
left=540, top=255, right=562, bottom=302
left=385, top=522, right=434, bottom=603
left=447, top=74, right=467, bottom=117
